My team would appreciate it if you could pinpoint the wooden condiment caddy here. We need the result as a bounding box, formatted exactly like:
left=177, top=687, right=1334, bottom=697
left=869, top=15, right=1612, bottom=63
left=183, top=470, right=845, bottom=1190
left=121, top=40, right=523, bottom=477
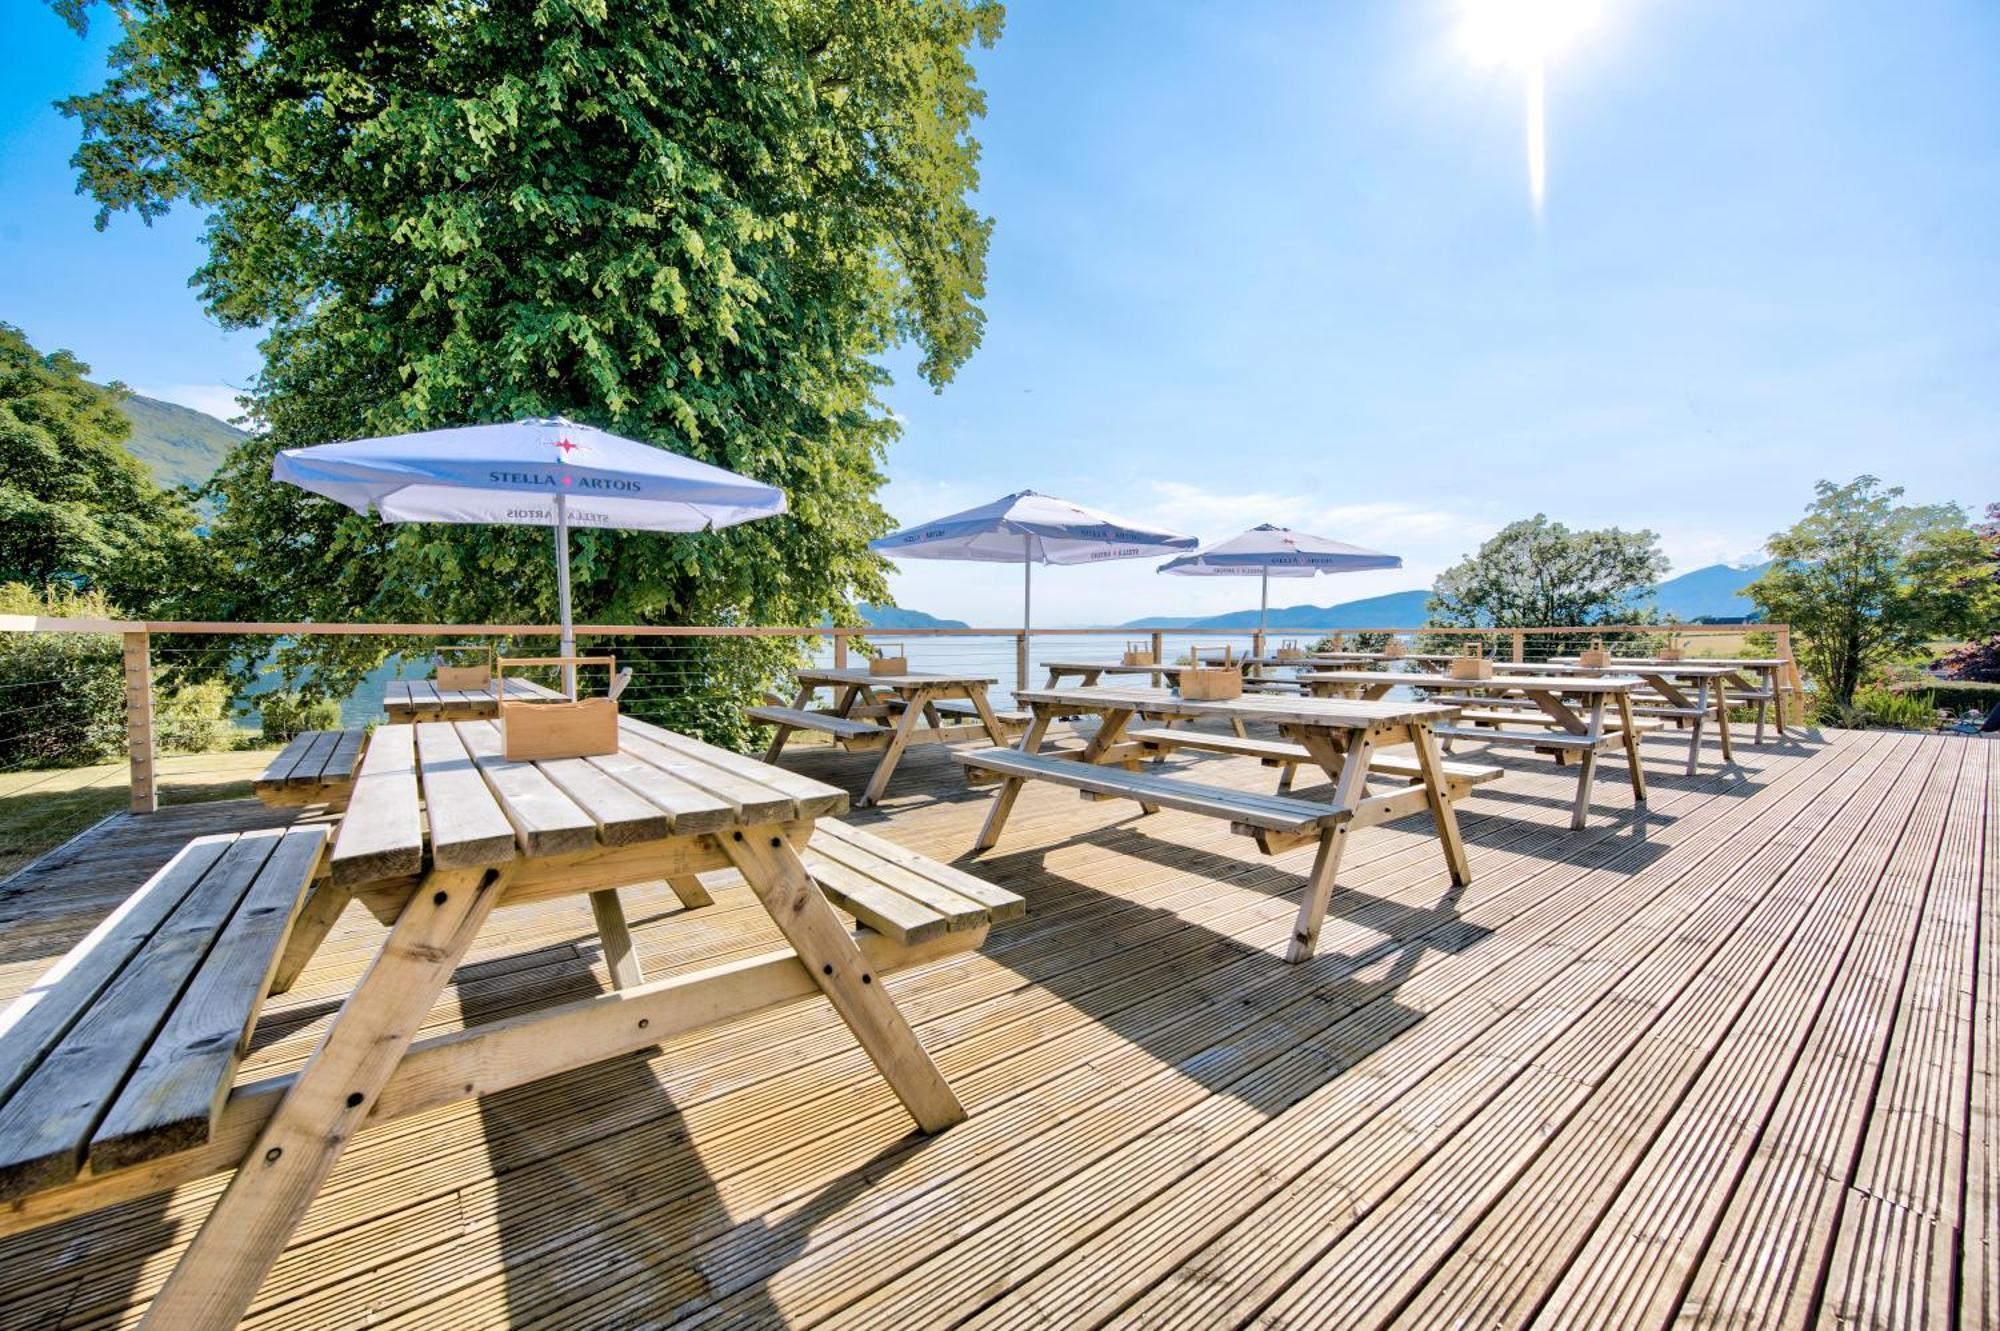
left=1448, top=641, right=1496, bottom=680
left=496, top=656, right=619, bottom=761
left=1121, top=640, right=1155, bottom=666
left=1274, top=638, right=1304, bottom=661
left=435, top=643, right=494, bottom=691
left=1578, top=637, right=1613, bottom=669
left=1656, top=634, right=1686, bottom=662
left=1381, top=637, right=1407, bottom=660
left=1179, top=645, right=1244, bottom=701
left=867, top=643, right=909, bottom=676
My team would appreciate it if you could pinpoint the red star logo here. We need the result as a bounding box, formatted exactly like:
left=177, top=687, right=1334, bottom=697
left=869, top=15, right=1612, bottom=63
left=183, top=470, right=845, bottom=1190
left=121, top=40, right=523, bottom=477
left=553, top=437, right=580, bottom=454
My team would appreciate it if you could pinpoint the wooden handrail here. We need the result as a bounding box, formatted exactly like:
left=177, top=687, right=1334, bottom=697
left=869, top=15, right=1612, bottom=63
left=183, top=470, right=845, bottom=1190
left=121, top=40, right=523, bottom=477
left=14, top=619, right=1783, bottom=639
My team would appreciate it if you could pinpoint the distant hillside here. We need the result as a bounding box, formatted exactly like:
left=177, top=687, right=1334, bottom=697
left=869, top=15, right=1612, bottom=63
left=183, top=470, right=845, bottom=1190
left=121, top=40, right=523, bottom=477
left=1123, top=588, right=1431, bottom=630
left=857, top=604, right=969, bottom=630
left=114, top=392, right=246, bottom=491
left=1653, top=561, right=1773, bottom=621
left=1121, top=561, right=1774, bottom=630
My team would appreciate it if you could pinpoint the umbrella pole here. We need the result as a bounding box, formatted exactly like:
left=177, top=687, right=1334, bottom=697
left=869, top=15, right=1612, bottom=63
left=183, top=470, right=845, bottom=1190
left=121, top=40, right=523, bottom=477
left=555, top=491, right=577, bottom=699
left=1259, top=567, right=1269, bottom=644
left=1020, top=540, right=1033, bottom=695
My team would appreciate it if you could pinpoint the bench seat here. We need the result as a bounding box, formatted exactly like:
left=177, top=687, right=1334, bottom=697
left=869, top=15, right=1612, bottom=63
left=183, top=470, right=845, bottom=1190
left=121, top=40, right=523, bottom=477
left=255, top=729, right=366, bottom=807
left=921, top=699, right=1031, bottom=727
left=746, top=705, right=890, bottom=748
left=804, top=818, right=1026, bottom=945
left=957, top=746, right=1349, bottom=836
left=1123, top=726, right=1504, bottom=792
left=0, top=825, right=329, bottom=1199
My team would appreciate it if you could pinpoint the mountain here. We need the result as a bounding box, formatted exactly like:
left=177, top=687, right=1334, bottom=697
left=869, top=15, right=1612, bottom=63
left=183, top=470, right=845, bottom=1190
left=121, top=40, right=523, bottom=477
left=114, top=392, right=246, bottom=491
left=1119, top=562, right=1774, bottom=630
left=856, top=604, right=969, bottom=630
left=1652, top=561, right=1773, bottom=621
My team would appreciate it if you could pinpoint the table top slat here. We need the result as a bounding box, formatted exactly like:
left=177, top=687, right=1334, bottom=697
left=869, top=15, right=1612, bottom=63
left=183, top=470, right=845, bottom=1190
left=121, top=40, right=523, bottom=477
left=621, top=717, right=847, bottom=820
left=795, top=667, right=999, bottom=690
left=328, top=725, right=425, bottom=887
left=535, top=757, right=674, bottom=846
left=582, top=750, right=740, bottom=835
left=414, top=723, right=518, bottom=868
left=453, top=722, right=599, bottom=858
left=1299, top=670, right=1643, bottom=693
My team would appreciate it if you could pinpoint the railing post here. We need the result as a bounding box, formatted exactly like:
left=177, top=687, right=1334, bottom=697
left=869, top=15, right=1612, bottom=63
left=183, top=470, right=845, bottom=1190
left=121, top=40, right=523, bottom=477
left=124, top=630, right=156, bottom=815
left=833, top=630, right=848, bottom=670
left=1511, top=629, right=1525, bottom=663
left=1252, top=629, right=1266, bottom=658
left=1015, top=631, right=1030, bottom=694
left=1774, top=625, right=1803, bottom=695
left=1151, top=630, right=1165, bottom=664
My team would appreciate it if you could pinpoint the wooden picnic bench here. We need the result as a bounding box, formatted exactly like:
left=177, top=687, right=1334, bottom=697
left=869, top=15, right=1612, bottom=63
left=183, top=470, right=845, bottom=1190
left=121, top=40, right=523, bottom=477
left=754, top=666, right=1021, bottom=806
left=959, top=685, right=1473, bottom=964
left=1299, top=669, right=1650, bottom=830
left=253, top=728, right=366, bottom=807
left=381, top=674, right=564, bottom=722
left=0, top=826, right=329, bottom=1201
left=1, top=715, right=1019, bottom=1328
left=1486, top=659, right=1739, bottom=774
left=1553, top=655, right=1790, bottom=740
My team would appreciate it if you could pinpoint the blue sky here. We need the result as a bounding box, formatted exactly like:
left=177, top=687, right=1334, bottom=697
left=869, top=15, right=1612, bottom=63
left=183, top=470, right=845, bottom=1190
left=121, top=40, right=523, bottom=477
left=3, top=1, right=1996, bottom=626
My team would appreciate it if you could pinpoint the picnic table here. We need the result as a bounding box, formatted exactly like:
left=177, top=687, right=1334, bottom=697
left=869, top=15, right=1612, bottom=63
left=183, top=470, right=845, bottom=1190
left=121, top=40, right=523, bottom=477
left=1552, top=655, right=1790, bottom=740
left=1488, top=659, right=1741, bottom=773
left=1039, top=659, right=1186, bottom=687
left=18, top=714, right=1016, bottom=1328
left=382, top=674, right=564, bottom=722
left=1298, top=669, right=1651, bottom=830
left=751, top=666, right=1021, bottom=806
left=960, top=685, right=1476, bottom=963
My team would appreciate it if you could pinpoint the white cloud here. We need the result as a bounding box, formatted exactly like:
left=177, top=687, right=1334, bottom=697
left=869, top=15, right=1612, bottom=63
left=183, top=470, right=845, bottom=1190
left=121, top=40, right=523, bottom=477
left=134, top=383, right=249, bottom=423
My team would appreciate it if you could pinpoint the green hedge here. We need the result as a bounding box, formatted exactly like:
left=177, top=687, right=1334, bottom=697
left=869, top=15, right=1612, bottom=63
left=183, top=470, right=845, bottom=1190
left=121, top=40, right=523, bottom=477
left=1911, top=681, right=2000, bottom=714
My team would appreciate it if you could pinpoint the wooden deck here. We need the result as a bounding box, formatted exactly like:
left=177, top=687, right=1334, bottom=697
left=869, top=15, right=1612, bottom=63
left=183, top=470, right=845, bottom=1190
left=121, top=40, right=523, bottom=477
left=0, top=724, right=1990, bottom=1328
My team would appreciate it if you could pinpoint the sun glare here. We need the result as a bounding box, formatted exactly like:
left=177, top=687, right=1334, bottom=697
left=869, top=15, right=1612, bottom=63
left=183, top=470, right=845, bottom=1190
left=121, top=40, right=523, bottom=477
left=1459, top=0, right=1604, bottom=218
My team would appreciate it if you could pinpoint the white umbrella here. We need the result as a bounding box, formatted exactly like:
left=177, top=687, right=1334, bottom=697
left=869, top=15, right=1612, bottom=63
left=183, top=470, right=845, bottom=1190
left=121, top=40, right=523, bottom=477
left=1158, top=523, right=1402, bottom=637
left=870, top=490, right=1197, bottom=683
left=274, top=416, right=786, bottom=692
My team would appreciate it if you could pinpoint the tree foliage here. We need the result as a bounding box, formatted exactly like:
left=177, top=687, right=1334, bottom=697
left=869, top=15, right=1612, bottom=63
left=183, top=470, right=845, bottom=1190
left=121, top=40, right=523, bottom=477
left=1933, top=502, right=2000, bottom=682
left=55, top=0, right=1002, bottom=732
left=1748, top=477, right=1991, bottom=705
left=0, top=322, right=198, bottom=609
left=1427, top=515, right=1668, bottom=647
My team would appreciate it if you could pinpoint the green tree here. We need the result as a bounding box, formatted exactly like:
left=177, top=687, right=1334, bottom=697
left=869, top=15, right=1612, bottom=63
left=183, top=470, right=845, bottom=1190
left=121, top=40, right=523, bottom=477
left=1427, top=515, right=1668, bottom=650
left=1748, top=477, right=1990, bottom=705
left=0, top=323, right=198, bottom=609
left=55, top=0, right=1002, bottom=741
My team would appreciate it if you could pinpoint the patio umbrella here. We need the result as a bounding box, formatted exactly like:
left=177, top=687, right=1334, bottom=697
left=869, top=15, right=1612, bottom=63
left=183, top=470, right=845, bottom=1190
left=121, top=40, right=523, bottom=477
left=1158, top=523, right=1402, bottom=637
left=273, top=416, right=786, bottom=693
left=869, top=490, right=1197, bottom=684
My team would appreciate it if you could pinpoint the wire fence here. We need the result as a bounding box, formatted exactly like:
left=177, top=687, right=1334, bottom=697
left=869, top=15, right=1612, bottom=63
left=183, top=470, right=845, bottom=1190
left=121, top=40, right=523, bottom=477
left=0, top=617, right=1796, bottom=878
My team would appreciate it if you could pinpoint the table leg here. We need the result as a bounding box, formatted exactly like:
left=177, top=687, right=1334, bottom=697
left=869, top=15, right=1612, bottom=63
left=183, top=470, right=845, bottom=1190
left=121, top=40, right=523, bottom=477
left=1768, top=666, right=1787, bottom=738
left=1685, top=678, right=1709, bottom=777
left=1614, top=690, right=1647, bottom=805
left=141, top=865, right=507, bottom=1330
left=1714, top=678, right=1735, bottom=765
left=1285, top=729, right=1375, bottom=963
left=588, top=888, right=645, bottom=989
left=267, top=873, right=350, bottom=996
left=966, top=686, right=1011, bottom=748
left=975, top=709, right=1052, bottom=850
left=1408, top=722, right=1472, bottom=886
left=860, top=686, right=933, bottom=807
left=1567, top=695, right=1607, bottom=831
left=723, top=830, right=964, bottom=1132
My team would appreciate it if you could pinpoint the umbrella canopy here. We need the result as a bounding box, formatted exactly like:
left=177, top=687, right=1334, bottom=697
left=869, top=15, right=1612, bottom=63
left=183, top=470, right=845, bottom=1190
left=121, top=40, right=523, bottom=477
left=274, top=416, right=786, bottom=691
left=870, top=490, right=1196, bottom=686
left=1159, top=523, right=1402, bottom=635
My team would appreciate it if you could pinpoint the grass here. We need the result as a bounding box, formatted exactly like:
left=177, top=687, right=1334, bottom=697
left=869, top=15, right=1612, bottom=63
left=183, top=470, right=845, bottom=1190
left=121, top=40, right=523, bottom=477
left=0, top=748, right=277, bottom=881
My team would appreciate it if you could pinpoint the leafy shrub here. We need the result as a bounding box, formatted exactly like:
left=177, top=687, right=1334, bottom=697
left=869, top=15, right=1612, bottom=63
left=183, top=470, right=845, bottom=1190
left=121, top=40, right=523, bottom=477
left=155, top=678, right=233, bottom=753
left=1935, top=634, right=2000, bottom=682
left=0, top=583, right=126, bottom=769
left=257, top=690, right=342, bottom=743
left=1909, top=680, right=2000, bottom=715
left=1816, top=684, right=1938, bottom=731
